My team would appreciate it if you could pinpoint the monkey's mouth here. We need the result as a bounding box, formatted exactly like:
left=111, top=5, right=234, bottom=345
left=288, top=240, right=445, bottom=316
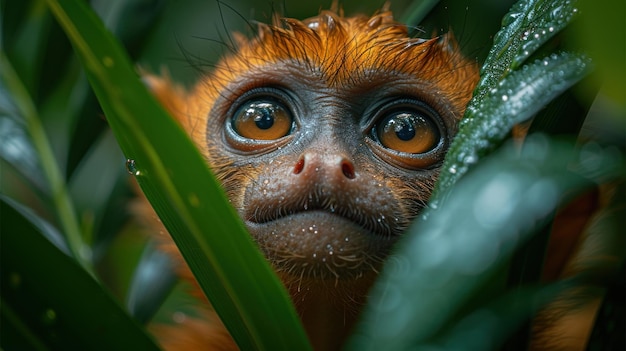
left=244, top=203, right=404, bottom=280
left=248, top=200, right=399, bottom=238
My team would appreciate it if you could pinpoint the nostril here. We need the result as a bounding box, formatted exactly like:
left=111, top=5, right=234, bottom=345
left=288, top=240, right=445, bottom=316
left=293, top=156, right=305, bottom=175
left=341, top=160, right=355, bottom=179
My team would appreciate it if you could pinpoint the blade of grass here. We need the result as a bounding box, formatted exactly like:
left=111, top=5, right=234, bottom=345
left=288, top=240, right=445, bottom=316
left=43, top=0, right=311, bottom=349
left=0, top=196, right=161, bottom=351
left=0, top=52, right=86, bottom=268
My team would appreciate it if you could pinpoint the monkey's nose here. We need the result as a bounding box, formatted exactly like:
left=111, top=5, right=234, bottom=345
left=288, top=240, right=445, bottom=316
left=293, top=153, right=356, bottom=180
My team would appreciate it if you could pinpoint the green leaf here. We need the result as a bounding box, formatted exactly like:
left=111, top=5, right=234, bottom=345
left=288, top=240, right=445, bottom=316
left=0, top=196, right=161, bottom=351
left=433, top=52, right=592, bottom=201
left=0, top=52, right=86, bottom=267
left=347, top=135, right=625, bottom=351
left=431, top=0, right=590, bottom=202
left=43, top=0, right=311, bottom=350
left=474, top=0, right=580, bottom=102
left=125, top=242, right=177, bottom=325
left=400, top=0, right=440, bottom=26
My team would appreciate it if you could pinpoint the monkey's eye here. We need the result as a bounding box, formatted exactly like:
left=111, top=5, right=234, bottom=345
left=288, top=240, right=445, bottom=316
left=231, top=100, right=293, bottom=140
left=373, top=110, right=440, bottom=154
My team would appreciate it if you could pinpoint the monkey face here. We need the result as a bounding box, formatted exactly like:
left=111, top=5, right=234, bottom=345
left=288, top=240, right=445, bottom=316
left=206, top=69, right=454, bottom=282
left=168, top=11, right=478, bottom=286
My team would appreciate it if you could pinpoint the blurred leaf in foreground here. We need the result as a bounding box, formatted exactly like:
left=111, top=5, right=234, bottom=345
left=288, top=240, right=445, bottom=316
left=0, top=196, right=161, bottom=351
left=349, top=135, right=625, bottom=350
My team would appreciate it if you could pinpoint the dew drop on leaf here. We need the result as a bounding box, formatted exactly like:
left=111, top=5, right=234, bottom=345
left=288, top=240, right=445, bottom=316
left=126, top=159, right=140, bottom=176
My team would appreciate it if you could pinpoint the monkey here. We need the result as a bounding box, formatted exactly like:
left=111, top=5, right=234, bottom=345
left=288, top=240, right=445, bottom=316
left=136, top=3, right=626, bottom=350
left=140, top=4, right=478, bottom=351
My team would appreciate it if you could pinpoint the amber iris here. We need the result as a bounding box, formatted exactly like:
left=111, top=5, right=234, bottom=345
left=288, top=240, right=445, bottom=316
left=232, top=100, right=292, bottom=140
left=376, top=111, right=439, bottom=154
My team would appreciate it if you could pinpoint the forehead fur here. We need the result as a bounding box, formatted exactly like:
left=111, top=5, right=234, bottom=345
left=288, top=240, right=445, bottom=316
left=199, top=9, right=476, bottom=108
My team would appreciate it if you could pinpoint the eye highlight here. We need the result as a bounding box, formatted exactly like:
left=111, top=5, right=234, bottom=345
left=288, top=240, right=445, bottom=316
left=232, top=99, right=293, bottom=140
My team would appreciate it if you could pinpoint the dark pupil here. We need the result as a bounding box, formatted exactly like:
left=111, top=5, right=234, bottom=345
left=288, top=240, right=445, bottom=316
left=248, top=103, right=275, bottom=130
left=393, top=114, right=416, bottom=141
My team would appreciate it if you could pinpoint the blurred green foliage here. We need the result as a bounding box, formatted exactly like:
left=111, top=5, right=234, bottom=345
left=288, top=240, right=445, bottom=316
left=1, top=0, right=624, bottom=350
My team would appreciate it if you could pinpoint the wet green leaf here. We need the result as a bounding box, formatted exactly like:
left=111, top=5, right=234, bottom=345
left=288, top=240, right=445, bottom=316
left=434, top=52, right=592, bottom=201
left=348, top=136, right=625, bottom=351
left=431, top=0, right=590, bottom=202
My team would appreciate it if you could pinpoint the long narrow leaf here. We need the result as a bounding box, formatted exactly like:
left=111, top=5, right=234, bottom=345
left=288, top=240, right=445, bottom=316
left=43, top=0, right=310, bottom=350
left=0, top=196, right=161, bottom=351
left=0, top=52, right=86, bottom=267
left=431, top=0, right=587, bottom=202
left=434, top=52, right=591, bottom=201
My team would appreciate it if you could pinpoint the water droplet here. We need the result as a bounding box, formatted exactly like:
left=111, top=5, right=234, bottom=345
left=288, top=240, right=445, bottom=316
left=344, top=237, right=350, bottom=242
left=501, top=95, right=509, bottom=101
left=173, top=311, right=187, bottom=323
left=312, top=253, right=317, bottom=258
left=263, top=179, right=269, bottom=185
left=125, top=159, right=140, bottom=176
